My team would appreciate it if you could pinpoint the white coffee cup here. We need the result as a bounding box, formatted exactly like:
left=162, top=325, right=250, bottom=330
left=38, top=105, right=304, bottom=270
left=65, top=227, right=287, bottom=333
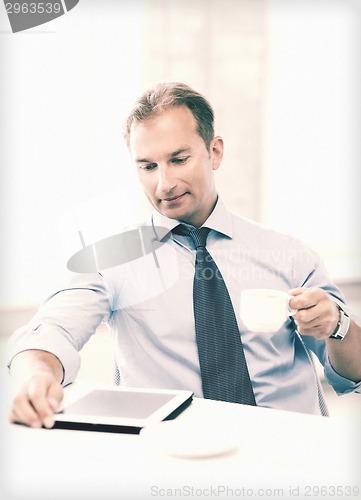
left=240, top=288, right=297, bottom=332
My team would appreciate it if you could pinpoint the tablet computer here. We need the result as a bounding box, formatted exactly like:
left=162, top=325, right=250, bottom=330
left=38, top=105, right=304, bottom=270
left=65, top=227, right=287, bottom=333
left=53, top=386, right=193, bottom=434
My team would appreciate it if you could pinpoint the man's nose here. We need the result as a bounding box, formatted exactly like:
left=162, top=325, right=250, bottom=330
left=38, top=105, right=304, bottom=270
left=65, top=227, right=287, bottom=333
left=157, top=167, right=177, bottom=195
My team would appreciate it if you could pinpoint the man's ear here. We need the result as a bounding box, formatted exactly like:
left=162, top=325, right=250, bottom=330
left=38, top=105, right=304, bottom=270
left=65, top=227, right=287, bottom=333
left=210, top=136, right=224, bottom=171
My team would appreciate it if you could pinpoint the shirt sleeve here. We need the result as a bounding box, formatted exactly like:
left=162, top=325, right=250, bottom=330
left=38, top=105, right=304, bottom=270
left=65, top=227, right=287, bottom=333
left=5, top=272, right=112, bottom=386
left=291, top=240, right=361, bottom=394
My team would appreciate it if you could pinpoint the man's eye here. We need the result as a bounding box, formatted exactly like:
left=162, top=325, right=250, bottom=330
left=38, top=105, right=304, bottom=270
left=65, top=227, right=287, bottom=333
left=171, top=156, right=189, bottom=164
left=140, top=163, right=157, bottom=171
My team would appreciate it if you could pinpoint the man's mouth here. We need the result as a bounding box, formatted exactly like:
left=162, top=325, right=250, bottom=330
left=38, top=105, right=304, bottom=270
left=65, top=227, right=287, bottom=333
left=161, top=193, right=187, bottom=204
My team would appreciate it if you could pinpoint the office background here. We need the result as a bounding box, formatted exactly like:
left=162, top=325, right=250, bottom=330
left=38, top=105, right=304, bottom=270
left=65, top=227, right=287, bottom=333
left=1, top=0, right=360, bottom=415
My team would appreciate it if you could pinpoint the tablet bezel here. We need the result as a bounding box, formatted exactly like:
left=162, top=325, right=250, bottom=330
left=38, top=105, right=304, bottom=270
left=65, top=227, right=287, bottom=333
left=54, top=385, right=193, bottom=431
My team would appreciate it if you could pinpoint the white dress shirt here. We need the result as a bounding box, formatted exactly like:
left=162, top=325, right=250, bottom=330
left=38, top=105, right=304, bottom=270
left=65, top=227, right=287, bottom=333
left=6, top=198, right=361, bottom=414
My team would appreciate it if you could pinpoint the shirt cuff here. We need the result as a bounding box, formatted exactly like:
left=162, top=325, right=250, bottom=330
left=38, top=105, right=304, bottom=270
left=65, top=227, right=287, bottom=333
left=5, top=324, right=81, bottom=386
left=324, top=355, right=361, bottom=395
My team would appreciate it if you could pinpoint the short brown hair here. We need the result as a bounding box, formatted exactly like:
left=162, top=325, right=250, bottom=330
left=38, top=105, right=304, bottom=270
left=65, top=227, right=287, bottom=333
left=123, top=82, right=214, bottom=151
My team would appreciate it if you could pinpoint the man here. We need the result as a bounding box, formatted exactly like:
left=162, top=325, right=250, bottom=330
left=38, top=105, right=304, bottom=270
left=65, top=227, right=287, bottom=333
left=6, top=82, right=361, bottom=428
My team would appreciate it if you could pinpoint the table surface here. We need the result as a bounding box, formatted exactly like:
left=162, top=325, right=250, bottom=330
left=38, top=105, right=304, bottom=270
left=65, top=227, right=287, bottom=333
left=1, top=376, right=360, bottom=500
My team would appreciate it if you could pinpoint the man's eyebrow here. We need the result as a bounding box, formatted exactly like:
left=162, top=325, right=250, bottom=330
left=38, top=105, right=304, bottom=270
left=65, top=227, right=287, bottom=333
left=135, top=157, right=152, bottom=163
left=169, top=147, right=191, bottom=158
left=135, top=148, right=191, bottom=163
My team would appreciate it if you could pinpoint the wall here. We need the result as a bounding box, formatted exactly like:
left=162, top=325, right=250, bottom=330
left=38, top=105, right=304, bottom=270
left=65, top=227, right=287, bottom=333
left=262, top=0, right=361, bottom=282
left=2, top=0, right=359, bottom=312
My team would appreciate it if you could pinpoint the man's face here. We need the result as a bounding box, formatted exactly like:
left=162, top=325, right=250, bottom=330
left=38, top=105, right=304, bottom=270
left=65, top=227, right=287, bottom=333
left=129, top=105, right=223, bottom=228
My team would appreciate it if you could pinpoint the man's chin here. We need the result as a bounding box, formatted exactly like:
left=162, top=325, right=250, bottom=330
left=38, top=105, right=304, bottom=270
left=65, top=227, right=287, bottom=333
left=159, top=206, right=186, bottom=220
left=153, top=203, right=189, bottom=222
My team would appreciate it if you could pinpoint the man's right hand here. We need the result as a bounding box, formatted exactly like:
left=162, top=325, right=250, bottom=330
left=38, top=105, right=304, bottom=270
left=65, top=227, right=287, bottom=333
left=8, top=350, right=64, bottom=429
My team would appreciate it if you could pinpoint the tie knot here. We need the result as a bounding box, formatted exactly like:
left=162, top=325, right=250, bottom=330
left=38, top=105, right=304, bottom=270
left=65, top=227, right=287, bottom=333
left=189, top=227, right=211, bottom=248
left=173, top=225, right=211, bottom=248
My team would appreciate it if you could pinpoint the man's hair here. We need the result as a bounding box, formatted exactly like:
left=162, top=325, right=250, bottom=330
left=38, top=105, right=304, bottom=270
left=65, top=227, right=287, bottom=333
left=123, top=82, right=214, bottom=151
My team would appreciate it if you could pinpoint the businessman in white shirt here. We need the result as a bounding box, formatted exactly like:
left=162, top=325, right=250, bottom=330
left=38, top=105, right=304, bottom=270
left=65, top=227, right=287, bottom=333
left=7, top=82, right=361, bottom=428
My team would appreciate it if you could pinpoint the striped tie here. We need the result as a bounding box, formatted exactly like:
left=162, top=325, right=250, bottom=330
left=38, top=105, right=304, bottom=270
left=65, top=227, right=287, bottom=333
left=175, top=225, right=256, bottom=405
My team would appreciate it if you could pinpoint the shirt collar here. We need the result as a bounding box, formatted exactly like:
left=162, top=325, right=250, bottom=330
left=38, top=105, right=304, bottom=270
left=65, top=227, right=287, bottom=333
left=151, top=197, right=233, bottom=241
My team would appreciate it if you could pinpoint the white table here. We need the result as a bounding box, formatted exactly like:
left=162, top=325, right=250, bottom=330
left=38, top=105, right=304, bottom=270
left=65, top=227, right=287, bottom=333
left=1, top=378, right=360, bottom=500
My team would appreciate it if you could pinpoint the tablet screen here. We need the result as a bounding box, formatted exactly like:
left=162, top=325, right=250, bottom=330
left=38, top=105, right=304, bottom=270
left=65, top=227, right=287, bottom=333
left=62, top=389, right=175, bottom=419
left=54, top=386, right=194, bottom=433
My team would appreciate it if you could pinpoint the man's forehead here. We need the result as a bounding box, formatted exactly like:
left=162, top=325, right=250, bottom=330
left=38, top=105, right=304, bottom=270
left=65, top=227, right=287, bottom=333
left=129, top=107, right=200, bottom=159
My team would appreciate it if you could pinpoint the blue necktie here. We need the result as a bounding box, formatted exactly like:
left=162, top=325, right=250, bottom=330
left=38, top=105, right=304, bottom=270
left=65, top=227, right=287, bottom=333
left=175, top=225, right=256, bottom=405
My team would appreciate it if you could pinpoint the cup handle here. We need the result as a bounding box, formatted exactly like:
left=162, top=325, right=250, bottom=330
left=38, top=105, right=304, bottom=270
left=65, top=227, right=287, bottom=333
left=288, top=295, right=298, bottom=316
